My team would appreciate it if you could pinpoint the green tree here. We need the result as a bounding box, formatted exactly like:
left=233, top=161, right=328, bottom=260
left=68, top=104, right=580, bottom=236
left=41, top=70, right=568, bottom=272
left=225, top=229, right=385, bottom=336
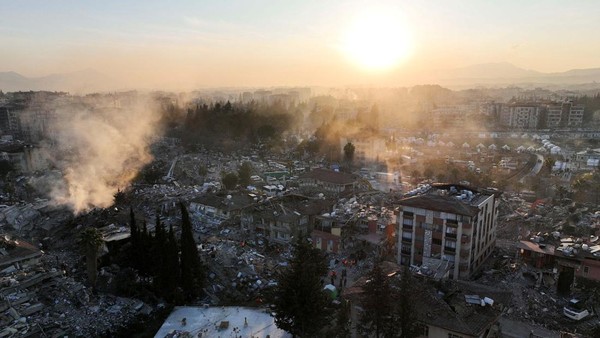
left=272, top=238, right=330, bottom=337
left=343, top=142, right=355, bottom=164
left=221, top=172, right=239, bottom=190
left=394, top=266, right=420, bottom=338
left=238, top=161, right=253, bottom=187
left=331, top=300, right=351, bottom=338
left=79, top=227, right=103, bottom=288
left=179, top=203, right=205, bottom=301
left=359, top=263, right=394, bottom=338
left=165, top=223, right=180, bottom=302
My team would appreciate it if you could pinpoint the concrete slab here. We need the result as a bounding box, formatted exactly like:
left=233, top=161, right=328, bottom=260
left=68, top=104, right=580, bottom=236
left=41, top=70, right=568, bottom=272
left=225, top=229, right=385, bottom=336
left=154, top=306, right=292, bottom=338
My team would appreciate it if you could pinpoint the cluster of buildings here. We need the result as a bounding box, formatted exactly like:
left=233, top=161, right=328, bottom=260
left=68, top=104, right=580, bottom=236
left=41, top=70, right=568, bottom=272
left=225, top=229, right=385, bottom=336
left=428, top=100, right=587, bottom=130
left=493, top=101, right=585, bottom=129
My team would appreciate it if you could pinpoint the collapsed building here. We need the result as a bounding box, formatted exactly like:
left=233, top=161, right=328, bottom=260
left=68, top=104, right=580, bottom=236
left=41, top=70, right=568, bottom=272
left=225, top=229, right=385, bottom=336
left=344, top=261, right=512, bottom=338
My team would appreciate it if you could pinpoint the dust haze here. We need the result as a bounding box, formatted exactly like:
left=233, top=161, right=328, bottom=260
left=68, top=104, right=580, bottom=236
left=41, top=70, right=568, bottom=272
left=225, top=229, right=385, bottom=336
left=32, top=94, right=162, bottom=214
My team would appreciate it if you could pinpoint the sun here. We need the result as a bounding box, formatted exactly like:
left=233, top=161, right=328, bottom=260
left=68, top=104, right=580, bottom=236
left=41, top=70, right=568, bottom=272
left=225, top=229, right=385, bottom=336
left=342, top=12, right=412, bottom=71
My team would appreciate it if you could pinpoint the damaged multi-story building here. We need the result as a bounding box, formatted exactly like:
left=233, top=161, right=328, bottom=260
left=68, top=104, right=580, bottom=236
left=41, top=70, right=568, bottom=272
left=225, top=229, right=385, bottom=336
left=396, top=183, right=501, bottom=280
left=240, top=194, right=334, bottom=245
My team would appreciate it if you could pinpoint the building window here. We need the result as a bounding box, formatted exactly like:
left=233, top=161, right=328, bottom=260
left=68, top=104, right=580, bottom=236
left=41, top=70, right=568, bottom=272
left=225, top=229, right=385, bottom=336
left=584, top=266, right=589, bottom=274
left=417, top=324, right=429, bottom=337
left=448, top=334, right=463, bottom=338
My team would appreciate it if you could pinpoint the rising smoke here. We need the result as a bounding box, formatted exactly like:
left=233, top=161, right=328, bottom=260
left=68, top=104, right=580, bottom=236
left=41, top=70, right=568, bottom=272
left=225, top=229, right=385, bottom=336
left=35, top=95, right=162, bottom=214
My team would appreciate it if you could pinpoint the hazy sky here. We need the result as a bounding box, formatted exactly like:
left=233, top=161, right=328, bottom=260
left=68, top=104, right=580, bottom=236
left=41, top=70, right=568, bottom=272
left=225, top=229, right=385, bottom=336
left=1, top=0, right=599, bottom=88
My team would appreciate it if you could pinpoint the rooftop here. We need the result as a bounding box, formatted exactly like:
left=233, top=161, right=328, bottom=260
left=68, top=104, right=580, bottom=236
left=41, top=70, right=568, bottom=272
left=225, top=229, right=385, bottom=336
left=154, top=306, right=291, bottom=338
left=398, top=183, right=496, bottom=217
left=0, top=235, right=42, bottom=269
left=345, top=262, right=510, bottom=337
left=299, top=168, right=358, bottom=185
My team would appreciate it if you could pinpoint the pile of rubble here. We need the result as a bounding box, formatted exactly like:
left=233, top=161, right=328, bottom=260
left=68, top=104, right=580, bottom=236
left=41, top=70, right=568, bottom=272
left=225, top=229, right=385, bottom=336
left=200, top=237, right=287, bottom=305
left=0, top=247, right=152, bottom=337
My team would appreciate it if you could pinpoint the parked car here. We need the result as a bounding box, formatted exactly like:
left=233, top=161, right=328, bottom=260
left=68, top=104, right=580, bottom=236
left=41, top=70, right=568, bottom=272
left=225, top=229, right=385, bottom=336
left=563, top=299, right=589, bottom=320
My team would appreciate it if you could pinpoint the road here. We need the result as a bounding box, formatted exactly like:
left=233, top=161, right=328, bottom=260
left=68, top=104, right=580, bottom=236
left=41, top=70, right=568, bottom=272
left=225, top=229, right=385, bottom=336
left=518, top=154, right=544, bottom=183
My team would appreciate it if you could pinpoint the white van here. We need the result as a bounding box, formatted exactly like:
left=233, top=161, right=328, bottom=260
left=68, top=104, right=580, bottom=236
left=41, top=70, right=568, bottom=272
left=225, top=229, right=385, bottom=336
left=563, top=299, right=589, bottom=320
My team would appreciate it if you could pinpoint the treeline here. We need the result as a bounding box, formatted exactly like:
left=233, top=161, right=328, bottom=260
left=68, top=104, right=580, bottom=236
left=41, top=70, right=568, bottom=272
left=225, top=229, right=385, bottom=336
left=180, top=100, right=299, bottom=150
left=128, top=204, right=205, bottom=303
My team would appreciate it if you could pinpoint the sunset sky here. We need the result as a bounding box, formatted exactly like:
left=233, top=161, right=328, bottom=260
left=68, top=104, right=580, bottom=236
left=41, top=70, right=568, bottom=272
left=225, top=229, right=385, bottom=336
left=2, top=0, right=599, bottom=88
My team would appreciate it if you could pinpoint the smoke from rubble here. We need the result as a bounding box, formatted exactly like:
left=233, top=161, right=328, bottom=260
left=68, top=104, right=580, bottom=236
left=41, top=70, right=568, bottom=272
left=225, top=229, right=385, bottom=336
left=35, top=96, right=162, bottom=214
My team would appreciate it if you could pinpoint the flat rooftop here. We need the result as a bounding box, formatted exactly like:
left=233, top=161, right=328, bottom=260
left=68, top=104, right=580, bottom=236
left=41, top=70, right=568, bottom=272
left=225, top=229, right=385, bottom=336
left=154, top=306, right=292, bottom=338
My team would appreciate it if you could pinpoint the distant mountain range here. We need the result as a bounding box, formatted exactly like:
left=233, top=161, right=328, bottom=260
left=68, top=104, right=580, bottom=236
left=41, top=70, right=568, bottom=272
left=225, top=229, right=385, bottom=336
left=2, top=63, right=600, bottom=92
left=0, top=69, right=120, bottom=93
left=436, top=62, right=600, bottom=87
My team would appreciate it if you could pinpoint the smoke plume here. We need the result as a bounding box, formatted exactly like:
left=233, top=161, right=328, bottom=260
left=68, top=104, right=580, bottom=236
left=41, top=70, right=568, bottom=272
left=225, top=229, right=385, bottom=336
left=37, top=95, right=161, bottom=214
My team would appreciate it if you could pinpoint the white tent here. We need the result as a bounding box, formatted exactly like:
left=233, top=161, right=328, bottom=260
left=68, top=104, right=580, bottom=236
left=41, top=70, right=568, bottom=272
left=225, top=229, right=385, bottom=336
left=488, top=144, right=497, bottom=150
left=502, top=144, right=511, bottom=151
left=446, top=141, right=455, bottom=147
left=462, top=142, right=470, bottom=148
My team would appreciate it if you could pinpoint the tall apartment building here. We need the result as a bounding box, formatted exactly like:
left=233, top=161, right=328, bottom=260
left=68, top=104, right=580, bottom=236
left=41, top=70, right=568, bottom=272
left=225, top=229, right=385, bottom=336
left=397, top=184, right=501, bottom=280
left=545, top=101, right=584, bottom=128
left=499, top=104, right=540, bottom=129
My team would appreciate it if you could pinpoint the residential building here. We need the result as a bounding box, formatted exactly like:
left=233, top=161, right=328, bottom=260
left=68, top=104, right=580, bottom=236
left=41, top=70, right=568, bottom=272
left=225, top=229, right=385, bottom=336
left=430, top=106, right=468, bottom=129
left=574, top=148, right=600, bottom=168
left=311, top=215, right=343, bottom=253
left=339, top=136, right=386, bottom=164
left=517, top=240, right=556, bottom=269
left=298, top=168, right=360, bottom=194
left=545, top=101, right=585, bottom=128
left=397, top=184, right=501, bottom=280
left=189, top=193, right=256, bottom=224
left=241, top=194, right=333, bottom=245
left=154, top=306, right=291, bottom=338
left=499, top=104, right=540, bottom=129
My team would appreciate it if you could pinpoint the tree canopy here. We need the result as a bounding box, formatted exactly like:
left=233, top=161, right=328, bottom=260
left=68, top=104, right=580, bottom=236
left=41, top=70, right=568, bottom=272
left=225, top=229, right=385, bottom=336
left=272, top=238, right=331, bottom=337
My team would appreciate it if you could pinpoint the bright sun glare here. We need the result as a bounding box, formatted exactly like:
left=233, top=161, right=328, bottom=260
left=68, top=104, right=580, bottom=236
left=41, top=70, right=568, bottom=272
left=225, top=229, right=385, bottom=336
left=342, top=12, right=412, bottom=71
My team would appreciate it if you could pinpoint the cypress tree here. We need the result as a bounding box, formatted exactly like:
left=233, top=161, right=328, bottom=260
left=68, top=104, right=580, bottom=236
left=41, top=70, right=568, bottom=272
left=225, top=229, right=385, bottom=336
left=272, top=237, right=330, bottom=337
left=153, top=213, right=166, bottom=291
left=359, top=263, right=393, bottom=338
left=165, top=223, right=180, bottom=301
left=129, top=207, right=141, bottom=270
left=179, top=203, right=204, bottom=300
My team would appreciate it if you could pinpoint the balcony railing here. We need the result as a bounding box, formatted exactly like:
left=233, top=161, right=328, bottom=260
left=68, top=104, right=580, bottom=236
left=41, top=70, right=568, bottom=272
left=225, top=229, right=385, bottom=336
left=445, top=232, right=457, bottom=239
left=446, top=221, right=458, bottom=228
left=444, top=247, right=456, bottom=254
left=401, top=237, right=412, bottom=243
